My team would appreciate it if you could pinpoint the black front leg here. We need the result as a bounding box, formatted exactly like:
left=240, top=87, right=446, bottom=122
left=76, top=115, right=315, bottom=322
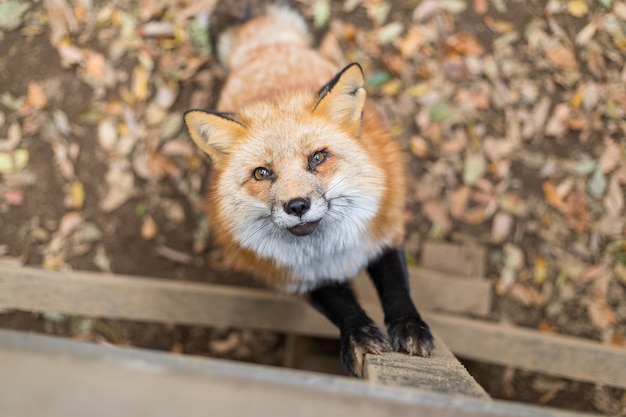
left=367, top=247, right=434, bottom=357
left=309, top=282, right=391, bottom=377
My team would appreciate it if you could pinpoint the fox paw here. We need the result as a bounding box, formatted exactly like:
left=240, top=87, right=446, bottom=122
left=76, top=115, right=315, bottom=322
left=340, top=324, right=392, bottom=378
left=387, top=316, right=434, bottom=357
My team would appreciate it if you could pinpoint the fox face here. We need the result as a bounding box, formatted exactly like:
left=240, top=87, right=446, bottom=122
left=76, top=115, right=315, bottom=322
left=185, top=64, right=389, bottom=292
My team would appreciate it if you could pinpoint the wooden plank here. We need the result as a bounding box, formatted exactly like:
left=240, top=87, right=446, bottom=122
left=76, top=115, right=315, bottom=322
left=0, top=329, right=595, bottom=417
left=364, top=336, right=489, bottom=400
left=353, top=267, right=492, bottom=317
left=1, top=265, right=625, bottom=388
left=421, top=241, right=487, bottom=278
left=428, top=314, right=626, bottom=390
left=0, top=264, right=337, bottom=337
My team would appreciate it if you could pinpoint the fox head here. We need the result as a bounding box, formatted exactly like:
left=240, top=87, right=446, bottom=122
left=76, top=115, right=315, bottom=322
left=184, top=64, right=387, bottom=285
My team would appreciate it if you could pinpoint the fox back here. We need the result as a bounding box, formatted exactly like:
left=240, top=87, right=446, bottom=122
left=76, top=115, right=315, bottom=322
left=185, top=5, right=407, bottom=293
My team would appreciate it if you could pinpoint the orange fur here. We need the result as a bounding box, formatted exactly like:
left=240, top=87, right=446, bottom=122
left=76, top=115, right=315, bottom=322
left=185, top=6, right=407, bottom=292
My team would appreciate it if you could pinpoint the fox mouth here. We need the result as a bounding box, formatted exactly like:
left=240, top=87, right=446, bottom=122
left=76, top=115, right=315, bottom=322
left=287, top=220, right=321, bottom=236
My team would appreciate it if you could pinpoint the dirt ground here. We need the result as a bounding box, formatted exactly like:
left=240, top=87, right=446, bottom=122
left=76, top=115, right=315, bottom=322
left=0, top=0, right=625, bottom=414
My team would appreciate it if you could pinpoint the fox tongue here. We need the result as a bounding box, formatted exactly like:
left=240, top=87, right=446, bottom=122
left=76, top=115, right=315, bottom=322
left=287, top=220, right=321, bottom=236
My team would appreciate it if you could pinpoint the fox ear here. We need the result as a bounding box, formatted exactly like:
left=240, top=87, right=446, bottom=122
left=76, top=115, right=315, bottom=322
left=184, top=110, right=247, bottom=165
left=313, top=63, right=366, bottom=135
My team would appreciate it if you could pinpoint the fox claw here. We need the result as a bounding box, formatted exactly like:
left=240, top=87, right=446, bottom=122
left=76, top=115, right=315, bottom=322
left=387, top=316, right=434, bottom=357
left=340, top=324, right=392, bottom=378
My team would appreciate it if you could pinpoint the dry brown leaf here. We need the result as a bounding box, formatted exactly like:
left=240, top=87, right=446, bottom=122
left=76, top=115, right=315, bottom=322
left=85, top=51, right=107, bottom=80
left=141, top=215, right=158, bottom=240
left=542, top=181, right=563, bottom=209
left=544, top=44, right=578, bottom=70
left=446, top=32, right=485, bottom=55
left=585, top=299, right=616, bottom=329
left=398, top=27, right=426, bottom=58
left=484, top=16, right=514, bottom=34
left=603, top=175, right=624, bottom=216
left=564, top=186, right=589, bottom=233
left=598, top=138, right=622, bottom=173
left=422, top=199, right=452, bottom=233
left=100, top=161, right=134, bottom=212
left=491, top=211, right=513, bottom=243
left=545, top=103, right=571, bottom=137
left=509, top=284, right=542, bottom=306
left=473, top=0, right=488, bottom=14
left=27, top=82, right=48, bottom=110
left=0, top=122, right=22, bottom=151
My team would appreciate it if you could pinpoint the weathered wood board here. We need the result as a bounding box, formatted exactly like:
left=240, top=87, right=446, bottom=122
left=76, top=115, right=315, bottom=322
left=421, top=241, right=487, bottom=279
left=353, top=267, right=492, bottom=317
left=364, top=336, right=489, bottom=399
left=1, top=265, right=625, bottom=389
left=0, top=329, right=596, bottom=417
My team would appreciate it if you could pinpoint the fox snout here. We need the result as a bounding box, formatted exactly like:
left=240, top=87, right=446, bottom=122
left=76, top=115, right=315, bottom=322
left=284, top=197, right=310, bottom=217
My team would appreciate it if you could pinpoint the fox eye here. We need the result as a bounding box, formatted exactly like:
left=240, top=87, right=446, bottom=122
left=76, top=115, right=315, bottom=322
left=253, top=167, right=273, bottom=181
left=308, top=150, right=327, bottom=170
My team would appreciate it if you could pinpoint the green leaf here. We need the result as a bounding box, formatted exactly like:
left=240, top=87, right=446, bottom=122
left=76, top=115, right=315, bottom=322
left=573, top=156, right=596, bottom=175
left=429, top=101, right=454, bottom=122
left=0, top=1, right=31, bottom=31
left=43, top=311, right=66, bottom=322
left=312, top=0, right=330, bottom=28
left=189, top=13, right=211, bottom=52
left=366, top=71, right=392, bottom=90
left=588, top=166, right=607, bottom=198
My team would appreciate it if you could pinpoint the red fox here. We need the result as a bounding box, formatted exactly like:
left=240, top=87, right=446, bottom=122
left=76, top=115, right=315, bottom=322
left=184, top=4, right=433, bottom=377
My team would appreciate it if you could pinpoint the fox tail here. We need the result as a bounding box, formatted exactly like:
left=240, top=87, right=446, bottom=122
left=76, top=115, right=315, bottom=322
left=211, top=1, right=311, bottom=70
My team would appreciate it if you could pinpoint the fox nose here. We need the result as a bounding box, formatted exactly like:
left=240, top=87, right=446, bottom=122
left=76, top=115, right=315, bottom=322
left=284, top=197, right=310, bottom=217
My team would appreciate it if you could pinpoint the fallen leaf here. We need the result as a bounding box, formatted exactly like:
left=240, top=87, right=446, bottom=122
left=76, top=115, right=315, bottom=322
left=564, top=186, right=589, bottom=233
left=491, top=211, right=513, bottom=243
left=473, top=0, right=488, bottom=14
left=141, top=215, right=158, bottom=240
left=100, top=161, right=134, bottom=212
left=312, top=0, right=330, bottom=28
left=429, top=101, right=454, bottom=122
left=603, top=175, right=624, bottom=216
left=585, top=299, right=616, bottom=329
left=132, top=65, right=150, bottom=102
left=408, top=135, right=430, bottom=157
left=0, top=1, right=31, bottom=31
left=598, top=138, right=622, bottom=173
left=68, top=180, right=85, bottom=210
left=567, top=0, right=588, bottom=17
left=27, top=82, right=49, bottom=110
left=422, top=199, right=452, bottom=233
left=449, top=186, right=470, bottom=218
left=463, top=152, right=487, bottom=185
left=98, top=118, right=118, bottom=151
left=587, top=166, right=607, bottom=198
left=93, top=244, right=111, bottom=272
left=533, top=256, right=548, bottom=284
left=545, top=103, right=571, bottom=137
left=446, top=32, right=485, bottom=55
left=156, top=245, right=193, bottom=264
left=85, top=51, right=107, bottom=80
left=376, top=22, right=403, bottom=45
left=0, top=122, right=22, bottom=151
left=0, top=149, right=28, bottom=174
left=544, top=44, right=578, bottom=70
left=484, top=16, right=514, bottom=33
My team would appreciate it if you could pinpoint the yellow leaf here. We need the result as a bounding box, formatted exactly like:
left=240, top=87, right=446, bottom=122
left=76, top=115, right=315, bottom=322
left=567, top=0, right=588, bottom=17
left=132, top=66, right=149, bottom=102
left=70, top=180, right=85, bottom=209
left=533, top=256, right=547, bottom=284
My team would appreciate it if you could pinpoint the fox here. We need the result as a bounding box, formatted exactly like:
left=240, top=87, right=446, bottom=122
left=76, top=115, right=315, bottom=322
left=184, top=4, right=433, bottom=377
